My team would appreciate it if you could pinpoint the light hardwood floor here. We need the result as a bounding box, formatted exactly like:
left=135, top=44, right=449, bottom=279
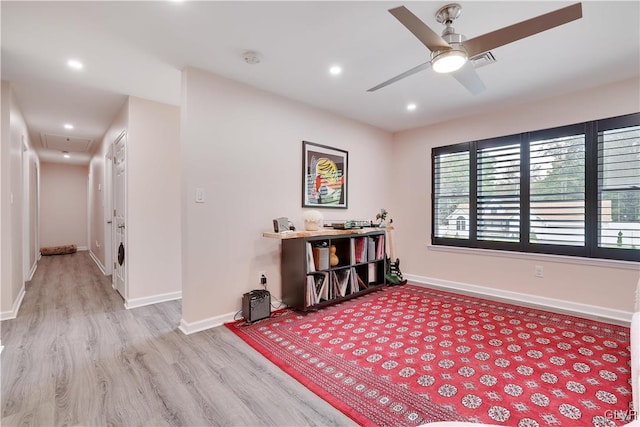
left=1, top=252, right=355, bottom=426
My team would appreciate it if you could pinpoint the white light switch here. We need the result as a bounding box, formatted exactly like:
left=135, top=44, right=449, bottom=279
left=195, top=188, right=205, bottom=203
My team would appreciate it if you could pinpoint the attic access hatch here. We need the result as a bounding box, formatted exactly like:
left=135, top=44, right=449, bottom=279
left=40, top=133, right=94, bottom=153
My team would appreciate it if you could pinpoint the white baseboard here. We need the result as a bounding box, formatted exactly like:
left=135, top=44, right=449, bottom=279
left=0, top=285, right=26, bottom=321
left=88, top=250, right=107, bottom=275
left=77, top=246, right=88, bottom=251
left=179, top=311, right=237, bottom=335
left=125, top=291, right=182, bottom=310
left=404, top=274, right=633, bottom=324
left=178, top=302, right=286, bottom=335
left=27, top=260, right=37, bottom=281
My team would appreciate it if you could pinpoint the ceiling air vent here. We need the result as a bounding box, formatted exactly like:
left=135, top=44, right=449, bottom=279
left=470, top=52, right=496, bottom=69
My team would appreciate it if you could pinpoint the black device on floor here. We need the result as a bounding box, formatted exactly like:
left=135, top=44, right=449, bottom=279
left=242, top=289, right=271, bottom=323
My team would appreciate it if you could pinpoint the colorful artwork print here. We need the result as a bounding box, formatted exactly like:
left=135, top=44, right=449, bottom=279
left=303, top=141, right=348, bottom=209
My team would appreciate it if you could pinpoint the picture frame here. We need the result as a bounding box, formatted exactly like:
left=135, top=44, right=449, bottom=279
left=302, top=141, right=348, bottom=209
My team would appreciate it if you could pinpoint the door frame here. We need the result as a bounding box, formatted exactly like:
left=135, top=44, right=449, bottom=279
left=111, top=130, right=127, bottom=299
left=21, top=138, right=29, bottom=281
left=104, top=145, right=113, bottom=276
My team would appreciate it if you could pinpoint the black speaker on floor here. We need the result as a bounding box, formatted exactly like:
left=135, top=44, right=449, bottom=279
left=242, top=289, right=271, bottom=323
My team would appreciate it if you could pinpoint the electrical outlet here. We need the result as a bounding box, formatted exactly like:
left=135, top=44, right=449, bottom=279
left=258, top=271, right=267, bottom=284
left=534, top=265, right=544, bottom=278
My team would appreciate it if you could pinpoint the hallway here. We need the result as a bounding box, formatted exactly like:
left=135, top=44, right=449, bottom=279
left=1, top=252, right=352, bottom=426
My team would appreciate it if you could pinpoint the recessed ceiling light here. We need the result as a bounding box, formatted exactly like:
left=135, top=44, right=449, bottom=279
left=407, top=103, right=417, bottom=111
left=62, top=151, right=71, bottom=159
left=67, top=59, right=83, bottom=70
left=329, top=65, right=342, bottom=76
left=64, top=123, right=74, bottom=130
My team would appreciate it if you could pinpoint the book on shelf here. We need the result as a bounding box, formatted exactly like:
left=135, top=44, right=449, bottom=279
left=349, top=239, right=356, bottom=265
left=350, top=266, right=368, bottom=291
left=353, top=237, right=367, bottom=264
left=376, top=235, right=385, bottom=260
left=306, top=272, right=329, bottom=306
left=367, top=237, right=376, bottom=262
left=306, top=243, right=315, bottom=273
left=312, top=244, right=329, bottom=270
left=331, top=269, right=351, bottom=297
left=368, top=263, right=377, bottom=284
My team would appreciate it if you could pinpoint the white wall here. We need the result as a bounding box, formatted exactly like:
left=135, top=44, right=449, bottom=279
left=180, top=67, right=393, bottom=328
left=1, top=80, right=38, bottom=319
left=391, top=77, right=640, bottom=316
left=127, top=96, right=181, bottom=303
left=88, top=96, right=181, bottom=307
left=39, top=162, right=88, bottom=249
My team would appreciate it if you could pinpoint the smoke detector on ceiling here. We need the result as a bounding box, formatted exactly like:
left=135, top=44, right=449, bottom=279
left=242, top=51, right=262, bottom=65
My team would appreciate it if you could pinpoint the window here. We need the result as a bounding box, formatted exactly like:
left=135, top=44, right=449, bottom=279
left=433, top=149, right=469, bottom=239
left=529, top=131, right=585, bottom=246
left=432, top=113, right=639, bottom=262
left=597, top=118, right=640, bottom=255
left=477, top=140, right=520, bottom=243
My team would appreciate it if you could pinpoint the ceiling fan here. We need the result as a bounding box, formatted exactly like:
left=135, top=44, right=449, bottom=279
left=367, top=2, right=582, bottom=94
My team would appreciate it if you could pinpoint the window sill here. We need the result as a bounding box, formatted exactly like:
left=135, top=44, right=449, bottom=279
left=427, top=244, right=640, bottom=270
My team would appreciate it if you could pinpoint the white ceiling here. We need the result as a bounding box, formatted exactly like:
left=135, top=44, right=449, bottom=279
left=2, top=1, right=639, bottom=165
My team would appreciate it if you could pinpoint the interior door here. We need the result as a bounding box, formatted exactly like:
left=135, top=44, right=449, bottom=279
left=113, top=132, right=127, bottom=298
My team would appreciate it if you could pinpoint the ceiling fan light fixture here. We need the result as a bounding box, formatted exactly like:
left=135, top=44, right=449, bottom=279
left=431, top=48, right=467, bottom=73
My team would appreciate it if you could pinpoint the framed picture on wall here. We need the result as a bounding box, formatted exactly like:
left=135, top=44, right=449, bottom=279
left=302, top=141, right=348, bottom=209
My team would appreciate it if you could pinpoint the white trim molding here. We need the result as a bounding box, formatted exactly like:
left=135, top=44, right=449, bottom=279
left=0, top=285, right=26, bottom=321
left=125, top=291, right=182, bottom=310
left=179, top=311, right=237, bottom=335
left=77, top=246, right=89, bottom=252
left=404, top=274, right=633, bottom=325
left=89, top=250, right=107, bottom=276
left=27, top=260, right=37, bottom=282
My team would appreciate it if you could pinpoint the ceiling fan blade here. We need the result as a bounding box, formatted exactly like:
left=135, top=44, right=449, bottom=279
left=389, top=6, right=451, bottom=52
left=367, top=61, right=432, bottom=92
left=463, top=3, right=583, bottom=58
left=451, top=61, right=486, bottom=95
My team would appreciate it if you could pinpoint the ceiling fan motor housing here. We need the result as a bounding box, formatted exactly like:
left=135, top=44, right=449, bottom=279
left=432, top=29, right=467, bottom=64
left=433, top=4, right=468, bottom=63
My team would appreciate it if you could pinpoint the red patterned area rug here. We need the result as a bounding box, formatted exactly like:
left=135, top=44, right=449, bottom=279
left=225, top=284, right=632, bottom=426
